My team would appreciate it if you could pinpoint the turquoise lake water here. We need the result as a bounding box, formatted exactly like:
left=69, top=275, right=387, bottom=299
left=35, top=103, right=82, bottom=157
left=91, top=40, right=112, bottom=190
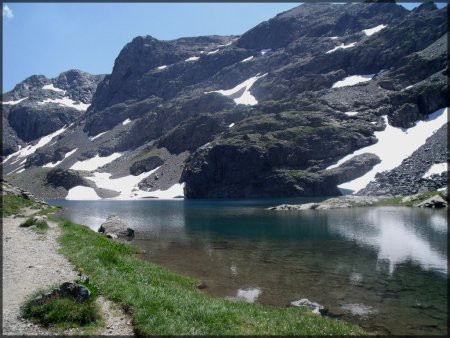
left=50, top=199, right=448, bottom=335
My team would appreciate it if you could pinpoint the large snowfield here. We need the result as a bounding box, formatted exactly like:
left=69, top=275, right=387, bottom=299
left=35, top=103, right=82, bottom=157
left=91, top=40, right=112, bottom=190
left=327, top=107, right=448, bottom=193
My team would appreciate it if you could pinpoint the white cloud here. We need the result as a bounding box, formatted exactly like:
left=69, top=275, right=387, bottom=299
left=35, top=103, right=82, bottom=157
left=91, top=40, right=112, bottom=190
left=3, top=5, right=13, bottom=19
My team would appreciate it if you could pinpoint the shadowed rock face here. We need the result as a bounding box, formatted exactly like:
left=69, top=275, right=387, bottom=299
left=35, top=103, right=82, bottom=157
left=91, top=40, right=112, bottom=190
left=3, top=3, right=448, bottom=199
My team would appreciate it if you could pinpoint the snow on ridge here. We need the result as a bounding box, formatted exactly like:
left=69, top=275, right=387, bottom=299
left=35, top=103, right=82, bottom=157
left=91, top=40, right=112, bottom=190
left=217, top=41, right=233, bottom=48
left=260, top=49, right=271, bottom=55
left=38, top=97, right=90, bottom=111
left=332, top=73, right=375, bottom=88
left=422, top=163, right=448, bottom=179
left=363, top=24, right=387, bottom=37
left=3, top=126, right=68, bottom=165
left=66, top=186, right=101, bottom=200
left=157, top=65, right=168, bottom=70
left=330, top=36, right=339, bottom=40
left=240, top=56, right=254, bottom=63
left=70, top=152, right=123, bottom=171
left=327, top=107, right=448, bottom=193
left=42, top=84, right=65, bottom=93
left=205, top=73, right=267, bottom=106
left=207, top=49, right=219, bottom=55
left=326, top=42, right=357, bottom=54
left=122, top=118, right=132, bottom=125
left=3, top=97, right=27, bottom=105
left=43, top=148, right=78, bottom=168
left=185, top=56, right=200, bottom=62
left=89, top=131, right=108, bottom=141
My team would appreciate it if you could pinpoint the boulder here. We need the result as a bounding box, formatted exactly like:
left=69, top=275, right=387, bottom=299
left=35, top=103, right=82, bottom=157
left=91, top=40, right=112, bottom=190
left=291, top=298, right=328, bottom=315
left=98, top=215, right=135, bottom=238
left=31, top=282, right=90, bottom=306
left=415, top=195, right=447, bottom=208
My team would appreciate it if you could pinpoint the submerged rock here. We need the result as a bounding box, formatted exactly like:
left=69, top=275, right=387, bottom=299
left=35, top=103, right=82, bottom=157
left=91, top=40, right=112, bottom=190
left=98, top=215, right=135, bottom=238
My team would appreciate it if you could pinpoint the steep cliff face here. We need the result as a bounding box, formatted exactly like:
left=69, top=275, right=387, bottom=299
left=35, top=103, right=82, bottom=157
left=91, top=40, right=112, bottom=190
left=3, top=2, right=448, bottom=199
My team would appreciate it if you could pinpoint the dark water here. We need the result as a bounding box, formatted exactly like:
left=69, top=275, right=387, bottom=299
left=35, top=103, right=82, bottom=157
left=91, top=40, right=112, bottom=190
left=50, top=199, right=448, bottom=335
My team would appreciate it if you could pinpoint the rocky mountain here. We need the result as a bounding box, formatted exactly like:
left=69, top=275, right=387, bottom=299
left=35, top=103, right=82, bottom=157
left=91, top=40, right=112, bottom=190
left=2, top=69, right=105, bottom=156
left=2, top=2, right=448, bottom=200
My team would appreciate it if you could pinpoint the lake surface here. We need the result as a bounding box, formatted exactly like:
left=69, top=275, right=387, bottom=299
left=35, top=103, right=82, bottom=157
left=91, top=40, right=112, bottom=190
left=50, top=199, right=448, bottom=335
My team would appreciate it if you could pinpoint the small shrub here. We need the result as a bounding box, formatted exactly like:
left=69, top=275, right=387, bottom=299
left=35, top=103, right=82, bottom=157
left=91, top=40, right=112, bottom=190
left=21, top=285, right=101, bottom=329
left=20, top=218, right=36, bottom=228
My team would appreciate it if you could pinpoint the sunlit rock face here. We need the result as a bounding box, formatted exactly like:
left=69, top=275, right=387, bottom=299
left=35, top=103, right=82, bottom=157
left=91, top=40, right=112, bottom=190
left=3, top=2, right=448, bottom=199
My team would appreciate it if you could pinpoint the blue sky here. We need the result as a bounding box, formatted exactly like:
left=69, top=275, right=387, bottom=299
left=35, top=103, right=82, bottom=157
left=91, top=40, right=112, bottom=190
left=2, top=2, right=447, bottom=92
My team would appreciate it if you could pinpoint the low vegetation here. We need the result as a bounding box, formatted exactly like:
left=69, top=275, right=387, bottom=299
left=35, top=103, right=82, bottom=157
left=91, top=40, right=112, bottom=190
left=2, top=195, right=37, bottom=216
left=21, top=282, right=101, bottom=331
left=58, top=219, right=365, bottom=335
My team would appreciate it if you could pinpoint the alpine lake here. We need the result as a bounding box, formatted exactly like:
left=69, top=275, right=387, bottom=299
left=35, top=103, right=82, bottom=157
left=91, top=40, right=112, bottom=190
left=50, top=198, right=448, bottom=335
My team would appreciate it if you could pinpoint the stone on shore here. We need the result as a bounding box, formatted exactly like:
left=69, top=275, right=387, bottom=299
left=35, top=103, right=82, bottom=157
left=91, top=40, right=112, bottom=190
left=291, top=298, right=328, bottom=315
left=98, top=215, right=135, bottom=238
left=415, top=195, right=447, bottom=208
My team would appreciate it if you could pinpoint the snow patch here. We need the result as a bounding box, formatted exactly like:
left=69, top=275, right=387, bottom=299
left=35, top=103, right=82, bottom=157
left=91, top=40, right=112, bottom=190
left=207, top=49, right=219, bottom=55
left=89, top=131, right=108, bottom=141
left=345, top=112, right=359, bottom=116
left=422, top=163, right=447, bottom=179
left=327, top=108, right=448, bottom=193
left=185, top=56, right=200, bottom=62
left=363, top=24, right=387, bottom=36
left=156, top=65, right=168, bottom=70
left=330, top=36, right=339, bottom=40
left=403, top=85, right=414, bottom=91
left=122, top=118, right=132, bottom=126
left=205, top=73, right=267, bottom=106
left=3, top=97, right=27, bottom=105
left=38, top=97, right=90, bottom=111
left=70, top=153, right=122, bottom=171
left=85, top=167, right=159, bottom=199
left=42, top=84, right=65, bottom=93
left=326, top=42, right=356, bottom=54
left=260, top=49, right=271, bottom=55
left=66, top=186, right=101, bottom=200
left=240, top=56, right=254, bottom=63
left=2, top=126, right=68, bottom=164
left=43, top=148, right=78, bottom=168
left=228, top=123, right=235, bottom=128
left=332, top=74, right=375, bottom=88
left=217, top=41, right=233, bottom=48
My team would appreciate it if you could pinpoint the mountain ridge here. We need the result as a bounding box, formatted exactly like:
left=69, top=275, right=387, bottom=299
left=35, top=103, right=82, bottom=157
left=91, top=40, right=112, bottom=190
left=2, top=2, right=448, bottom=199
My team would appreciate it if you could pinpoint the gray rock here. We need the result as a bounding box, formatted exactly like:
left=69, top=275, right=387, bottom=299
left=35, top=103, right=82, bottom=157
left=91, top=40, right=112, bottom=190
left=291, top=298, right=328, bottom=315
left=415, top=195, right=447, bottom=208
left=401, top=193, right=422, bottom=203
left=98, top=215, right=135, bottom=238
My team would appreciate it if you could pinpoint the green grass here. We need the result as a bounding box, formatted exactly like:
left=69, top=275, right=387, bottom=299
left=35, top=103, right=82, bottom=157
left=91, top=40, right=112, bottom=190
left=21, top=284, right=102, bottom=330
left=58, top=219, right=365, bottom=335
left=20, top=217, right=49, bottom=230
left=1, top=195, right=36, bottom=216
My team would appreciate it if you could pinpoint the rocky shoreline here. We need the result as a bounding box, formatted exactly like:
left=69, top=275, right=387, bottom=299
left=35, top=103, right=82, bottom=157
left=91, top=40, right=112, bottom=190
left=267, top=190, right=448, bottom=211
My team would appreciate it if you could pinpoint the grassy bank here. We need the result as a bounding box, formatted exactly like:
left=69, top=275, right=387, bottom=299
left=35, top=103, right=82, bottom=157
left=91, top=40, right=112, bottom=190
left=58, top=220, right=365, bottom=335
left=2, top=195, right=37, bottom=216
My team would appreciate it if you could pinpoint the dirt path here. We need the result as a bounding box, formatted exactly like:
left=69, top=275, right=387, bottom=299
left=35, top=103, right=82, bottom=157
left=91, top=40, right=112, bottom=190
left=2, top=210, right=134, bottom=336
